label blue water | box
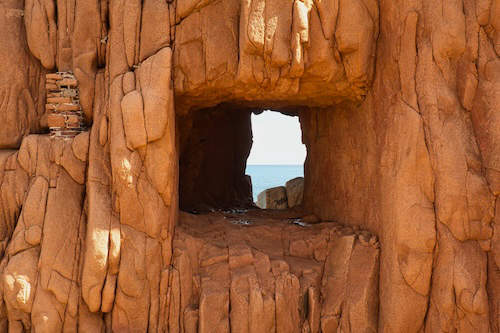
[246,165,304,201]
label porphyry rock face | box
[172,210,379,333]
[0,0,498,332]
[173,0,379,113]
[0,2,45,149]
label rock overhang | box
[173,0,378,114]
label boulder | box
[257,186,288,209]
[285,177,304,208]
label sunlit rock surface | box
[0,0,498,331]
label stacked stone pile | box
[46,72,86,138]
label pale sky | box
[247,111,306,165]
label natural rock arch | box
[0,0,498,332]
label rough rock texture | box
[0,1,45,149]
[173,0,379,113]
[286,177,304,208]
[172,210,379,333]
[0,134,97,331]
[299,0,499,331]
[257,186,289,209]
[0,0,498,331]
[23,0,107,122]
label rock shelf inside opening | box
[171,209,380,332]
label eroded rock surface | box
[0,0,498,331]
[0,2,45,149]
[173,0,379,113]
[172,210,379,333]
[0,134,97,332]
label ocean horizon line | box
[246,164,304,166]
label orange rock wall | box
[0,2,45,148]
[301,0,499,331]
[0,0,498,331]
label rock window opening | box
[246,110,306,210]
[178,105,306,213]
[175,105,380,332]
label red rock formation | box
[0,0,498,331]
